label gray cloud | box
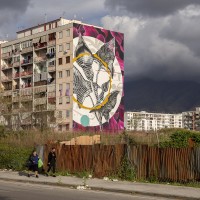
[101,8,200,82]
[0,0,30,11]
[105,0,200,17]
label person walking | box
[27,150,39,178]
[46,147,56,177]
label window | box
[58,111,62,118]
[66,110,70,118]
[49,33,56,41]
[59,44,63,52]
[59,84,62,96]
[66,56,70,64]
[58,71,62,78]
[66,70,70,77]
[59,97,62,104]
[58,58,62,65]
[66,29,70,37]
[66,83,70,96]
[66,124,69,130]
[66,43,70,50]
[59,31,63,39]
[58,125,62,131]
[66,96,70,104]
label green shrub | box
[0,143,32,170]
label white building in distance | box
[125,111,183,131]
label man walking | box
[46,147,56,177]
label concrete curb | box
[0,177,199,200]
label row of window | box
[59,96,70,104]
[58,43,70,52]
[58,110,70,118]
[58,29,70,39]
[58,56,70,65]
[58,70,70,78]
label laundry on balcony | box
[46,52,55,59]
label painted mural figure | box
[73,24,124,132]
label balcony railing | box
[21,47,33,54]
[21,95,32,102]
[21,71,33,77]
[48,40,56,46]
[34,97,46,105]
[13,96,20,102]
[48,104,56,110]
[2,52,12,59]
[3,90,12,96]
[21,58,33,66]
[34,56,47,63]
[13,73,20,78]
[12,62,20,67]
[34,43,47,50]
[1,65,12,70]
[1,76,12,82]
[48,65,56,72]
[20,88,32,96]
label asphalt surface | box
[0,180,175,200]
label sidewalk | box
[0,170,200,199]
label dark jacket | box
[30,154,39,165]
[48,151,56,165]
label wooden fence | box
[44,144,200,182]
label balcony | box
[12,62,20,68]
[46,52,55,59]
[21,47,33,54]
[1,65,12,70]
[21,58,33,66]
[34,56,47,63]
[3,90,12,96]
[48,40,56,46]
[48,65,56,72]
[2,52,12,59]
[34,85,47,94]
[21,71,33,77]
[13,96,20,102]
[48,104,56,110]
[13,73,20,79]
[34,43,47,51]
[1,76,12,82]
[21,95,33,102]
[12,108,20,114]
[34,97,46,105]
[21,88,32,96]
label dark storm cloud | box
[105,0,200,17]
[0,0,30,11]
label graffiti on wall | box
[73,23,124,132]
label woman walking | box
[27,150,39,178]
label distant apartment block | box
[0,18,124,132]
[182,107,200,131]
[125,111,183,131]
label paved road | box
[0,180,175,200]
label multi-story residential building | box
[182,107,200,131]
[125,111,182,131]
[0,18,124,132]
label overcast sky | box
[0,0,200,83]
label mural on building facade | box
[73,23,124,132]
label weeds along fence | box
[44,144,200,182]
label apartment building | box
[182,107,200,131]
[0,18,124,132]
[125,111,183,131]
